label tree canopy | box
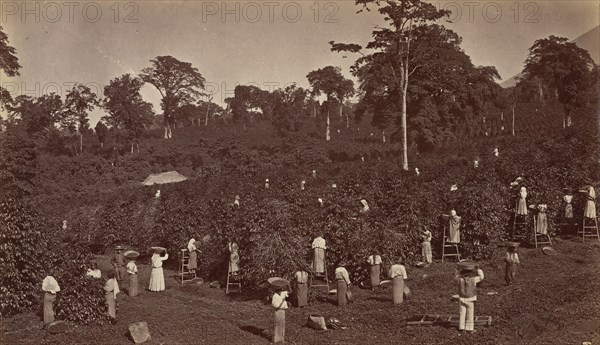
[330,0,452,169]
[0,26,20,111]
[519,35,596,127]
[102,74,154,150]
[140,56,206,138]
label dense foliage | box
[16,104,591,289]
[0,199,107,323]
[0,200,45,316]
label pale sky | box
[1,0,598,125]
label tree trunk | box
[512,104,515,136]
[400,88,408,170]
[131,141,134,154]
[205,104,210,126]
[501,111,504,121]
[346,111,349,128]
[313,103,316,118]
[164,126,173,139]
[326,110,331,141]
[382,129,386,143]
[80,132,83,153]
[339,102,343,119]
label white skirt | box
[149,267,165,291]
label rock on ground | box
[128,321,151,343]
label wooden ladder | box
[512,201,529,241]
[310,250,330,291]
[532,216,552,248]
[225,261,241,294]
[579,217,600,242]
[442,222,461,262]
[406,314,492,326]
[179,249,196,285]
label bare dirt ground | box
[3,238,599,345]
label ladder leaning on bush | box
[511,200,529,241]
[579,217,600,242]
[179,249,196,285]
[532,217,552,248]
[441,218,461,262]
[442,226,460,262]
[310,251,330,291]
[225,261,241,294]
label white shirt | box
[334,267,351,284]
[152,254,169,268]
[367,255,382,265]
[295,271,308,284]
[42,276,61,293]
[86,269,102,278]
[104,278,120,298]
[272,292,288,310]
[422,231,432,242]
[126,261,138,274]
[454,269,484,302]
[388,264,407,279]
[505,252,520,264]
[312,237,326,249]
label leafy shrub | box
[0,199,109,324]
[0,199,45,317]
[53,263,108,325]
[18,102,598,294]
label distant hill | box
[500,25,599,88]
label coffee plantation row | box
[2,101,596,323]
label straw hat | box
[505,242,520,248]
[267,277,289,288]
[124,250,140,259]
[151,246,166,253]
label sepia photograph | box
[0,0,599,344]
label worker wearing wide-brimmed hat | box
[124,250,140,297]
[504,242,520,285]
[454,261,484,332]
[268,277,289,343]
[149,247,168,292]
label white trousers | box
[459,300,475,331]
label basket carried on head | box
[456,261,477,271]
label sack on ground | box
[306,315,327,330]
